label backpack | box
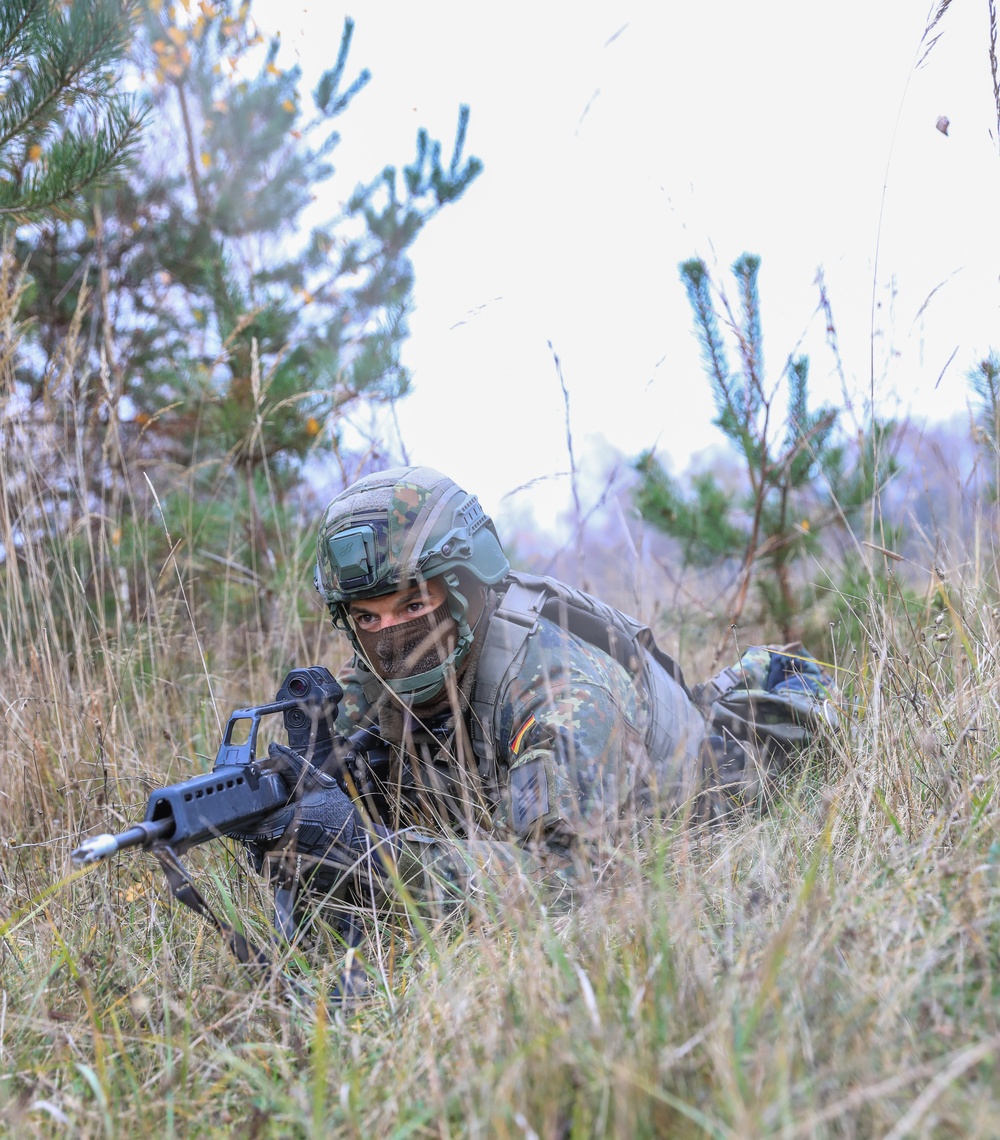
[691,644,840,808]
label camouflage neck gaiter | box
[354,608,457,682]
[375,589,497,758]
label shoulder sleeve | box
[334,658,374,735]
[492,623,654,845]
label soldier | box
[234,465,711,918]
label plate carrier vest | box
[468,572,706,787]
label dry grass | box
[2,269,1000,1138]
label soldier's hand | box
[229,743,397,895]
[261,741,342,795]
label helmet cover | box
[314,466,509,702]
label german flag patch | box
[510,714,537,756]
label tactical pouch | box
[694,646,840,782]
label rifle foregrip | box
[143,766,288,852]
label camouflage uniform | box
[241,466,839,930]
[334,597,703,913]
[285,464,708,916]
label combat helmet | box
[315,466,509,702]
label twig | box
[548,340,587,589]
[990,0,1000,153]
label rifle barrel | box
[71,818,175,866]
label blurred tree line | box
[1,0,481,644]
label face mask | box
[355,608,458,681]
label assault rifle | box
[70,667,357,976]
[71,666,344,866]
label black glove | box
[230,743,394,895]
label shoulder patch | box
[509,759,550,832]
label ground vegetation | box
[1,250,999,1137]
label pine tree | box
[9,1,483,629]
[0,0,143,222]
[635,253,898,640]
[18,2,481,469]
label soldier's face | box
[348,577,455,683]
[347,576,448,632]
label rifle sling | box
[153,844,307,1000]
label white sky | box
[259,1,1000,532]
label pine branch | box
[732,253,764,397]
[680,258,735,424]
[0,101,142,222]
[0,0,142,221]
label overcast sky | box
[258,1,1000,531]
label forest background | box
[3,1,1000,1136]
